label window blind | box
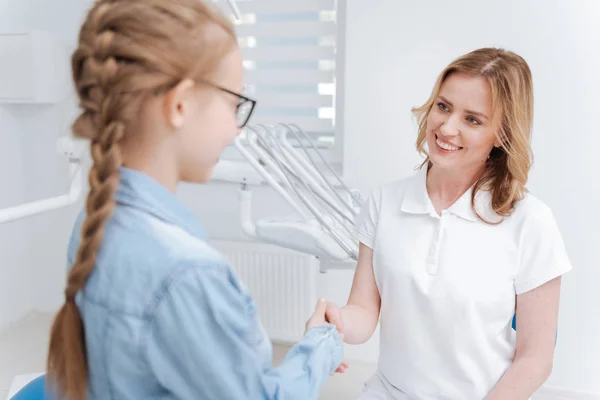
[212,0,339,147]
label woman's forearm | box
[485,355,552,400]
[339,304,378,345]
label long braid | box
[47,1,237,398]
[47,4,125,399]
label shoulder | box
[513,192,552,217]
[73,204,233,313]
[108,205,230,279]
[381,176,413,198]
[509,192,555,227]
[76,203,228,267]
[506,192,565,245]
[363,170,419,206]
[510,194,572,291]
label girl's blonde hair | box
[47,1,236,398]
[412,47,534,223]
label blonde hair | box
[47,1,236,398]
[412,47,534,223]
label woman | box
[330,48,572,399]
[46,1,345,399]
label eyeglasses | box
[155,80,257,129]
[212,85,257,129]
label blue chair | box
[10,375,50,400]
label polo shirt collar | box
[400,164,494,222]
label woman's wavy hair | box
[412,48,534,223]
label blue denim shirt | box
[67,167,343,400]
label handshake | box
[305,298,349,374]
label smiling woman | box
[412,48,534,222]
[428,75,500,158]
[329,47,572,400]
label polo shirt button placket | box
[426,211,447,275]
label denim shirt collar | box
[116,167,207,240]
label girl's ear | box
[162,78,195,129]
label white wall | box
[0,0,91,329]
[0,0,304,329]
[0,105,30,329]
[0,0,598,395]
[342,0,600,395]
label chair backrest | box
[10,375,49,400]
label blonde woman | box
[328,48,572,399]
[46,1,345,399]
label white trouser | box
[358,371,412,400]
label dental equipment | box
[212,123,364,270]
[0,137,84,224]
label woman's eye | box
[437,102,449,112]
[467,117,482,125]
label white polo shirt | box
[355,165,572,400]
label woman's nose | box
[439,115,460,137]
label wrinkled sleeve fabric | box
[144,260,343,400]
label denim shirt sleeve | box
[143,259,343,400]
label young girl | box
[329,48,572,399]
[47,1,344,399]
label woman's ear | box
[163,79,195,129]
[494,130,506,148]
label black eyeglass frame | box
[155,79,257,129]
[213,84,257,129]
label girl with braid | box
[46,1,345,399]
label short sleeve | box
[515,208,572,295]
[354,188,382,249]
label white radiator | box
[211,240,320,343]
